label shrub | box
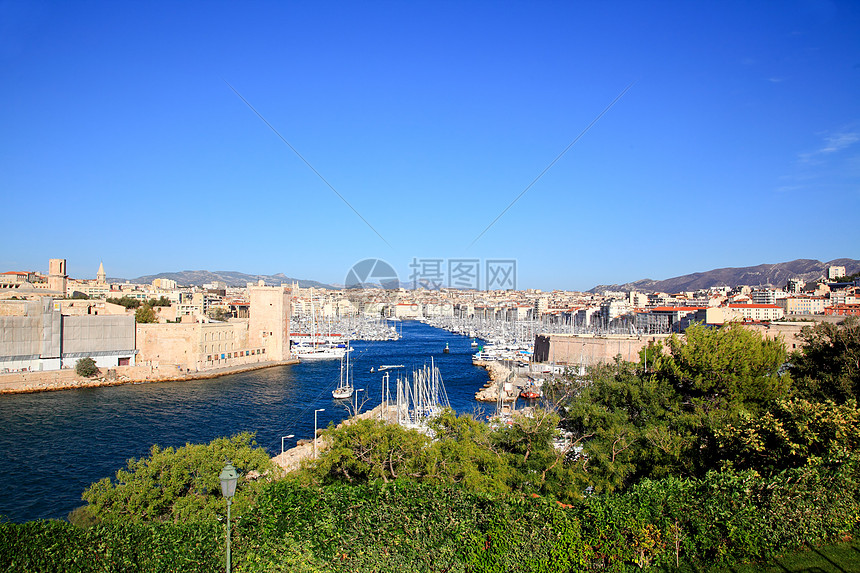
[74,357,99,378]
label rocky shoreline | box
[473,360,521,402]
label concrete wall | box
[61,314,136,368]
[0,299,61,371]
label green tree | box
[556,359,689,494]
[80,433,274,524]
[658,323,791,417]
[306,418,430,485]
[790,317,860,403]
[75,357,100,378]
[135,304,158,323]
[107,296,142,309]
[490,408,581,499]
[423,409,514,494]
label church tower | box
[97,261,106,285]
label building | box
[778,295,827,315]
[828,266,846,281]
[751,289,777,306]
[135,285,292,370]
[825,304,860,317]
[0,298,136,372]
[48,258,67,294]
[727,304,785,322]
[248,285,291,361]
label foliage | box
[423,409,514,494]
[256,479,590,573]
[81,433,276,524]
[69,291,89,299]
[791,317,860,403]
[560,358,691,494]
[715,398,860,474]
[74,357,100,378]
[107,296,142,309]
[547,323,795,491]
[306,418,430,485]
[0,520,223,572]
[134,304,158,323]
[302,409,573,499]
[658,323,790,417]
[8,458,860,571]
[149,296,172,307]
[490,408,581,499]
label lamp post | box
[281,434,295,455]
[354,388,365,416]
[314,408,325,459]
[219,462,239,573]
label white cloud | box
[798,130,860,163]
[819,132,860,154]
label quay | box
[0,358,299,395]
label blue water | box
[0,322,489,523]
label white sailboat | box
[332,341,354,399]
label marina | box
[0,321,492,523]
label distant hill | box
[110,270,336,289]
[589,258,860,294]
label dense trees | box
[107,296,143,309]
[77,433,274,525]
[548,323,794,493]
[299,409,575,499]
[791,317,860,403]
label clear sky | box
[2,0,858,290]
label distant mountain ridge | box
[110,270,335,289]
[589,258,860,294]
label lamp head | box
[219,462,240,499]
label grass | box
[677,538,860,572]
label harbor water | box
[0,322,490,523]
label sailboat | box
[332,341,354,399]
[297,301,348,360]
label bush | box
[74,357,99,378]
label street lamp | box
[314,408,325,459]
[281,434,295,455]
[354,388,365,416]
[219,462,240,573]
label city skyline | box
[2,1,859,290]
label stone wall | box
[533,334,671,365]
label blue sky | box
[2,0,858,290]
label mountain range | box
[109,270,335,289]
[109,258,859,293]
[588,258,860,294]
